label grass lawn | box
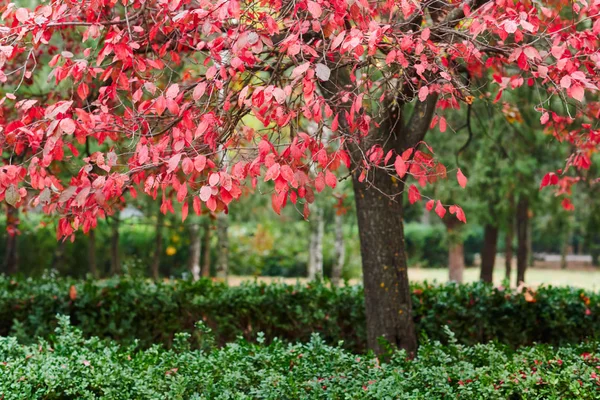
[228,264,600,290]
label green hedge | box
[1,276,599,352]
[1,317,600,399]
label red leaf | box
[408,185,421,204]
[569,85,585,102]
[325,170,337,188]
[439,117,447,132]
[199,186,212,202]
[425,199,434,211]
[394,155,407,178]
[456,169,467,188]
[449,204,466,223]
[167,153,181,173]
[181,202,189,222]
[418,86,429,102]
[59,118,76,134]
[315,172,326,192]
[562,198,575,211]
[265,163,281,182]
[15,8,28,23]
[77,83,89,101]
[69,285,77,301]
[540,172,559,189]
[307,1,322,18]
[194,155,207,172]
[331,114,339,132]
[435,200,446,219]
[193,197,202,215]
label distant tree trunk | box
[527,216,534,267]
[3,207,19,275]
[560,230,570,270]
[505,194,515,282]
[480,224,499,283]
[505,228,513,281]
[331,212,345,286]
[151,211,164,281]
[216,213,229,281]
[448,241,464,282]
[201,218,211,278]
[516,197,529,285]
[88,229,98,278]
[308,207,324,280]
[188,223,201,281]
[110,217,121,275]
[445,218,464,283]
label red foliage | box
[0,0,599,237]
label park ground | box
[229,264,600,290]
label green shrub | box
[1,276,599,353]
[1,317,600,399]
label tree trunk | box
[352,173,417,355]
[505,194,515,282]
[444,217,464,283]
[448,240,464,283]
[201,218,211,278]
[188,223,201,281]
[331,212,345,286]
[505,227,513,281]
[516,197,529,285]
[308,206,324,280]
[3,207,19,275]
[216,213,229,281]
[560,230,570,270]
[110,217,121,275]
[480,224,499,283]
[151,211,164,281]
[88,229,98,278]
[527,217,534,268]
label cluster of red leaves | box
[0,0,598,237]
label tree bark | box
[216,213,229,281]
[3,207,19,275]
[561,237,568,270]
[201,218,211,278]
[480,224,499,283]
[505,228,513,281]
[188,223,201,281]
[308,206,324,280]
[527,217,534,268]
[88,229,98,278]
[331,212,345,286]
[110,217,121,275]
[444,217,464,283]
[516,196,529,285]
[448,241,464,283]
[352,173,417,355]
[151,210,164,281]
[505,193,515,282]
[560,226,570,270]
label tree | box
[2,0,600,354]
[188,219,202,280]
[331,194,348,286]
[307,204,324,280]
[215,213,229,281]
